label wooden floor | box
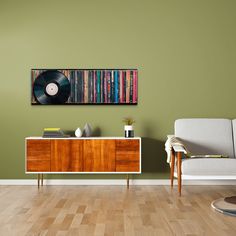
[0,185,236,235]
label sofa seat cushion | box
[181,158,236,176]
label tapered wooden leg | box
[170,149,175,188]
[177,152,182,196]
[37,174,40,188]
[41,174,43,186]
[127,174,129,189]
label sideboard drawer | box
[116,140,139,151]
[27,140,51,160]
[116,151,139,162]
[116,161,140,172]
[27,160,50,172]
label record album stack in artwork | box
[31,69,138,105]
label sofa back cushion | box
[175,119,235,158]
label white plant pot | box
[124,125,133,131]
[124,125,134,138]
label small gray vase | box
[83,123,92,137]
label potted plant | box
[123,117,135,138]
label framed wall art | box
[31,69,138,105]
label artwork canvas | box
[31,69,138,105]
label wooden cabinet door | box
[83,140,116,172]
[26,140,51,172]
[115,140,140,172]
[51,140,83,172]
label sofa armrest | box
[172,145,187,154]
[166,135,188,154]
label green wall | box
[0,0,236,179]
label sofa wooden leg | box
[177,152,182,196]
[170,149,175,188]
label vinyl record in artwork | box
[33,70,70,104]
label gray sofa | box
[170,119,236,195]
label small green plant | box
[123,117,135,125]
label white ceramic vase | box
[75,127,82,137]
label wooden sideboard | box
[25,137,141,187]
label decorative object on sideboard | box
[43,128,66,138]
[75,127,82,137]
[83,123,92,137]
[123,118,135,138]
[31,69,138,105]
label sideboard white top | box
[26,137,141,140]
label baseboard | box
[0,179,236,185]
